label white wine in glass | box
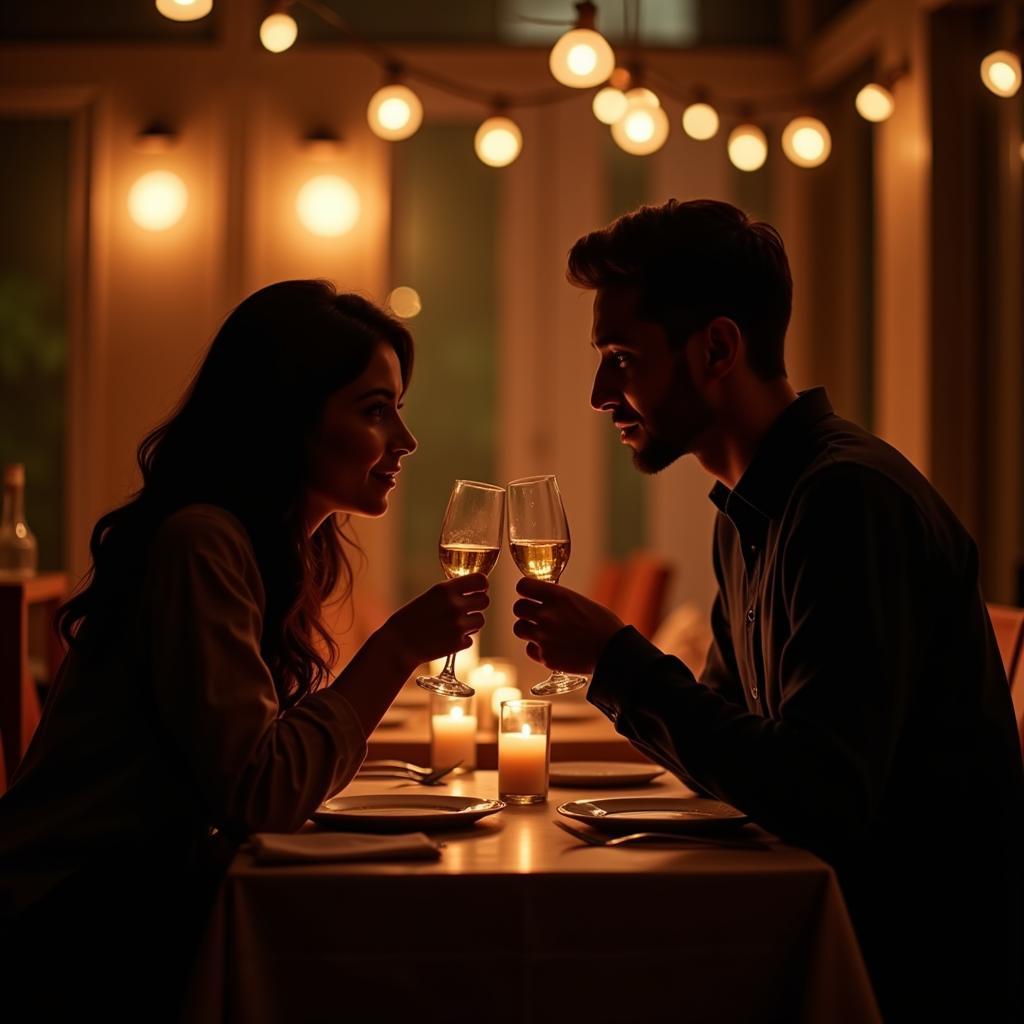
[416,480,505,698]
[507,475,588,696]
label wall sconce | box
[129,123,187,231]
[296,173,360,237]
[129,171,188,231]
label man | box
[512,199,1023,1020]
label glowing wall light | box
[128,170,188,231]
[296,175,361,237]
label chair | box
[615,552,674,639]
[588,559,625,610]
[988,603,1024,683]
[0,573,68,781]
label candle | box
[491,686,523,718]
[469,660,518,732]
[498,701,551,804]
[430,701,477,771]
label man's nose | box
[590,366,618,412]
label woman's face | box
[305,343,417,528]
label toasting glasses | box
[415,479,506,698]
[507,475,588,696]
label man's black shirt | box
[589,388,1024,1020]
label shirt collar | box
[709,387,834,540]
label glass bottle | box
[0,463,39,579]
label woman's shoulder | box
[154,503,255,566]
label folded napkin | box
[247,831,442,865]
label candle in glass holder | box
[491,686,523,718]
[498,700,551,804]
[430,695,477,772]
[469,660,518,732]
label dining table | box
[186,768,881,1023]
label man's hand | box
[512,578,625,675]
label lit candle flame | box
[451,706,464,720]
[521,724,532,737]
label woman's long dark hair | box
[58,280,413,708]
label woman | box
[0,280,488,1014]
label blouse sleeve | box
[143,507,366,836]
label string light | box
[611,89,668,155]
[855,83,895,122]
[727,124,767,172]
[592,87,628,125]
[260,12,298,53]
[367,84,423,141]
[388,286,422,319]
[980,49,1022,97]
[474,116,523,167]
[296,175,361,236]
[548,3,615,88]
[155,0,212,21]
[781,116,831,168]
[128,171,188,231]
[682,102,719,141]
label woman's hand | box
[512,578,624,675]
[379,573,490,672]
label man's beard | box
[630,360,712,475]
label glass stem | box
[440,652,458,680]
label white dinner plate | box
[313,794,505,832]
[548,762,665,787]
[557,796,748,834]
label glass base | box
[416,673,475,698]
[500,792,547,805]
[531,672,588,696]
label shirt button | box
[746,608,756,624]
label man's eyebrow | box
[356,387,397,401]
[591,334,636,350]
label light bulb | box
[549,28,615,88]
[388,286,422,319]
[682,102,719,140]
[624,87,660,108]
[592,87,628,125]
[155,0,213,21]
[727,124,767,172]
[367,84,423,141]
[259,13,297,53]
[782,116,831,168]
[128,170,188,231]
[611,94,669,155]
[981,50,1021,97]
[474,116,522,168]
[296,175,360,237]
[855,83,895,122]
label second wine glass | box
[416,479,505,698]
[507,475,588,696]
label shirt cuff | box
[588,626,667,723]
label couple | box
[1,199,1021,1021]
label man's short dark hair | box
[567,199,792,380]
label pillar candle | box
[430,705,477,770]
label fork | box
[357,761,463,786]
[553,819,771,851]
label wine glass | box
[416,479,506,698]
[507,475,588,696]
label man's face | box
[589,284,714,474]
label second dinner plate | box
[557,796,748,834]
[548,762,665,787]
[313,793,505,832]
